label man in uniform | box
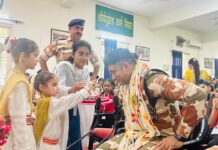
[39,19,99,80]
[97,48,206,150]
[39,19,100,150]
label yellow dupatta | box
[0,69,32,118]
[33,95,50,145]
[119,60,160,150]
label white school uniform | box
[54,61,95,149]
[2,83,36,150]
[37,89,90,150]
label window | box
[0,24,11,86]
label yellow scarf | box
[119,60,160,149]
[0,69,32,118]
[33,95,50,145]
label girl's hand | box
[68,81,86,93]
[85,80,96,92]
[44,44,58,57]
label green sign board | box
[96,4,134,37]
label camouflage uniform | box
[41,39,99,67]
[97,61,207,150]
[40,39,73,63]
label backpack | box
[143,69,169,121]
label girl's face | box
[40,77,59,97]
[23,50,39,70]
[72,46,90,69]
[103,81,113,94]
[188,64,193,69]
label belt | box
[5,115,33,125]
[43,137,59,145]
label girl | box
[184,58,210,84]
[33,72,94,150]
[99,79,115,113]
[0,38,39,150]
[54,40,94,149]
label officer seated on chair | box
[96,48,207,150]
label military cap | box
[68,19,85,27]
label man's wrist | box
[174,134,186,142]
[40,54,50,61]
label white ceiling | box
[92,0,218,42]
[176,11,218,34]
[94,0,201,17]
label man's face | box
[108,62,133,85]
[69,25,84,41]
[199,84,211,93]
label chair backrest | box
[181,117,208,149]
[115,120,125,134]
[96,113,115,128]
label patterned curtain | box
[172,50,182,79]
[104,39,117,79]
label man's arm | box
[146,72,207,138]
[39,44,58,72]
[89,50,100,80]
[208,98,218,127]
[39,56,49,72]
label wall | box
[201,41,218,77]
[1,0,215,77]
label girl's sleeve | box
[48,89,90,119]
[54,62,71,92]
[8,82,32,150]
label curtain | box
[104,39,117,79]
[172,50,182,79]
[215,59,218,77]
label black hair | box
[132,52,138,59]
[104,48,136,66]
[101,79,115,95]
[37,69,42,74]
[198,79,210,86]
[199,79,214,91]
[188,58,200,84]
[24,72,30,77]
[11,38,38,63]
[34,72,56,92]
[67,40,92,63]
[4,37,10,45]
[89,72,93,77]
[98,78,104,82]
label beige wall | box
[2,0,217,77]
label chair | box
[178,117,208,150]
[88,112,125,150]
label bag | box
[143,69,168,121]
